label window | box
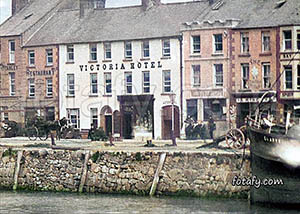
[3,112,8,121]
[67,45,74,62]
[162,39,170,57]
[125,72,132,94]
[285,65,292,89]
[262,31,271,52]
[283,30,292,50]
[162,70,171,93]
[241,64,249,89]
[28,79,35,97]
[203,99,226,121]
[46,78,53,97]
[46,49,53,65]
[90,43,97,61]
[104,42,111,59]
[67,109,80,129]
[28,50,35,66]
[192,36,201,54]
[9,73,15,96]
[213,34,223,53]
[187,99,198,122]
[142,41,150,58]
[104,73,112,94]
[297,32,300,50]
[297,65,300,90]
[262,63,271,89]
[192,65,201,87]
[45,107,55,121]
[90,73,98,95]
[90,108,98,128]
[241,32,249,53]
[214,64,223,87]
[143,71,150,93]
[9,40,15,63]
[67,74,75,96]
[124,41,132,58]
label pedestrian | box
[208,116,216,139]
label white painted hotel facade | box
[59,38,182,139]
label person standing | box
[208,116,216,139]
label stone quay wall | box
[0,148,250,198]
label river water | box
[0,191,299,214]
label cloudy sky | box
[0,0,12,24]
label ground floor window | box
[45,107,55,121]
[67,109,80,129]
[186,99,198,122]
[90,108,98,128]
[203,99,226,121]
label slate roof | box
[0,0,62,36]
[24,1,210,46]
[195,0,300,29]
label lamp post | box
[169,91,177,146]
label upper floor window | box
[46,49,53,66]
[8,40,15,63]
[67,74,75,96]
[162,39,170,57]
[9,73,15,96]
[124,41,132,59]
[214,64,223,87]
[90,73,98,95]
[125,72,132,94]
[241,63,249,89]
[28,78,35,97]
[285,65,293,89]
[213,34,223,53]
[67,45,74,62]
[283,30,292,50]
[142,41,150,58]
[104,42,112,59]
[46,78,53,97]
[241,32,249,53]
[262,31,271,52]
[297,65,300,90]
[262,63,271,89]
[104,73,112,94]
[90,43,97,61]
[143,71,150,93]
[28,50,35,67]
[192,36,201,54]
[162,70,171,93]
[192,65,201,87]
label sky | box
[0,0,11,24]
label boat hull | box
[248,127,300,205]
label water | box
[0,191,299,214]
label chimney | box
[12,0,29,16]
[142,0,160,11]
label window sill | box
[66,95,75,98]
[45,64,53,67]
[140,58,150,61]
[259,52,272,57]
[66,61,74,64]
[189,54,201,58]
[161,92,173,96]
[89,94,98,97]
[27,96,35,99]
[45,96,54,99]
[211,53,224,57]
[123,58,133,62]
[102,59,112,63]
[238,53,251,57]
[161,56,171,60]
[88,60,98,63]
[103,94,112,97]
[27,66,36,69]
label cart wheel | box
[38,129,48,141]
[27,127,38,141]
[225,128,245,149]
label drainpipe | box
[179,35,183,130]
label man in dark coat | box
[208,116,216,139]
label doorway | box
[161,105,180,140]
[105,115,112,136]
[123,113,132,139]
